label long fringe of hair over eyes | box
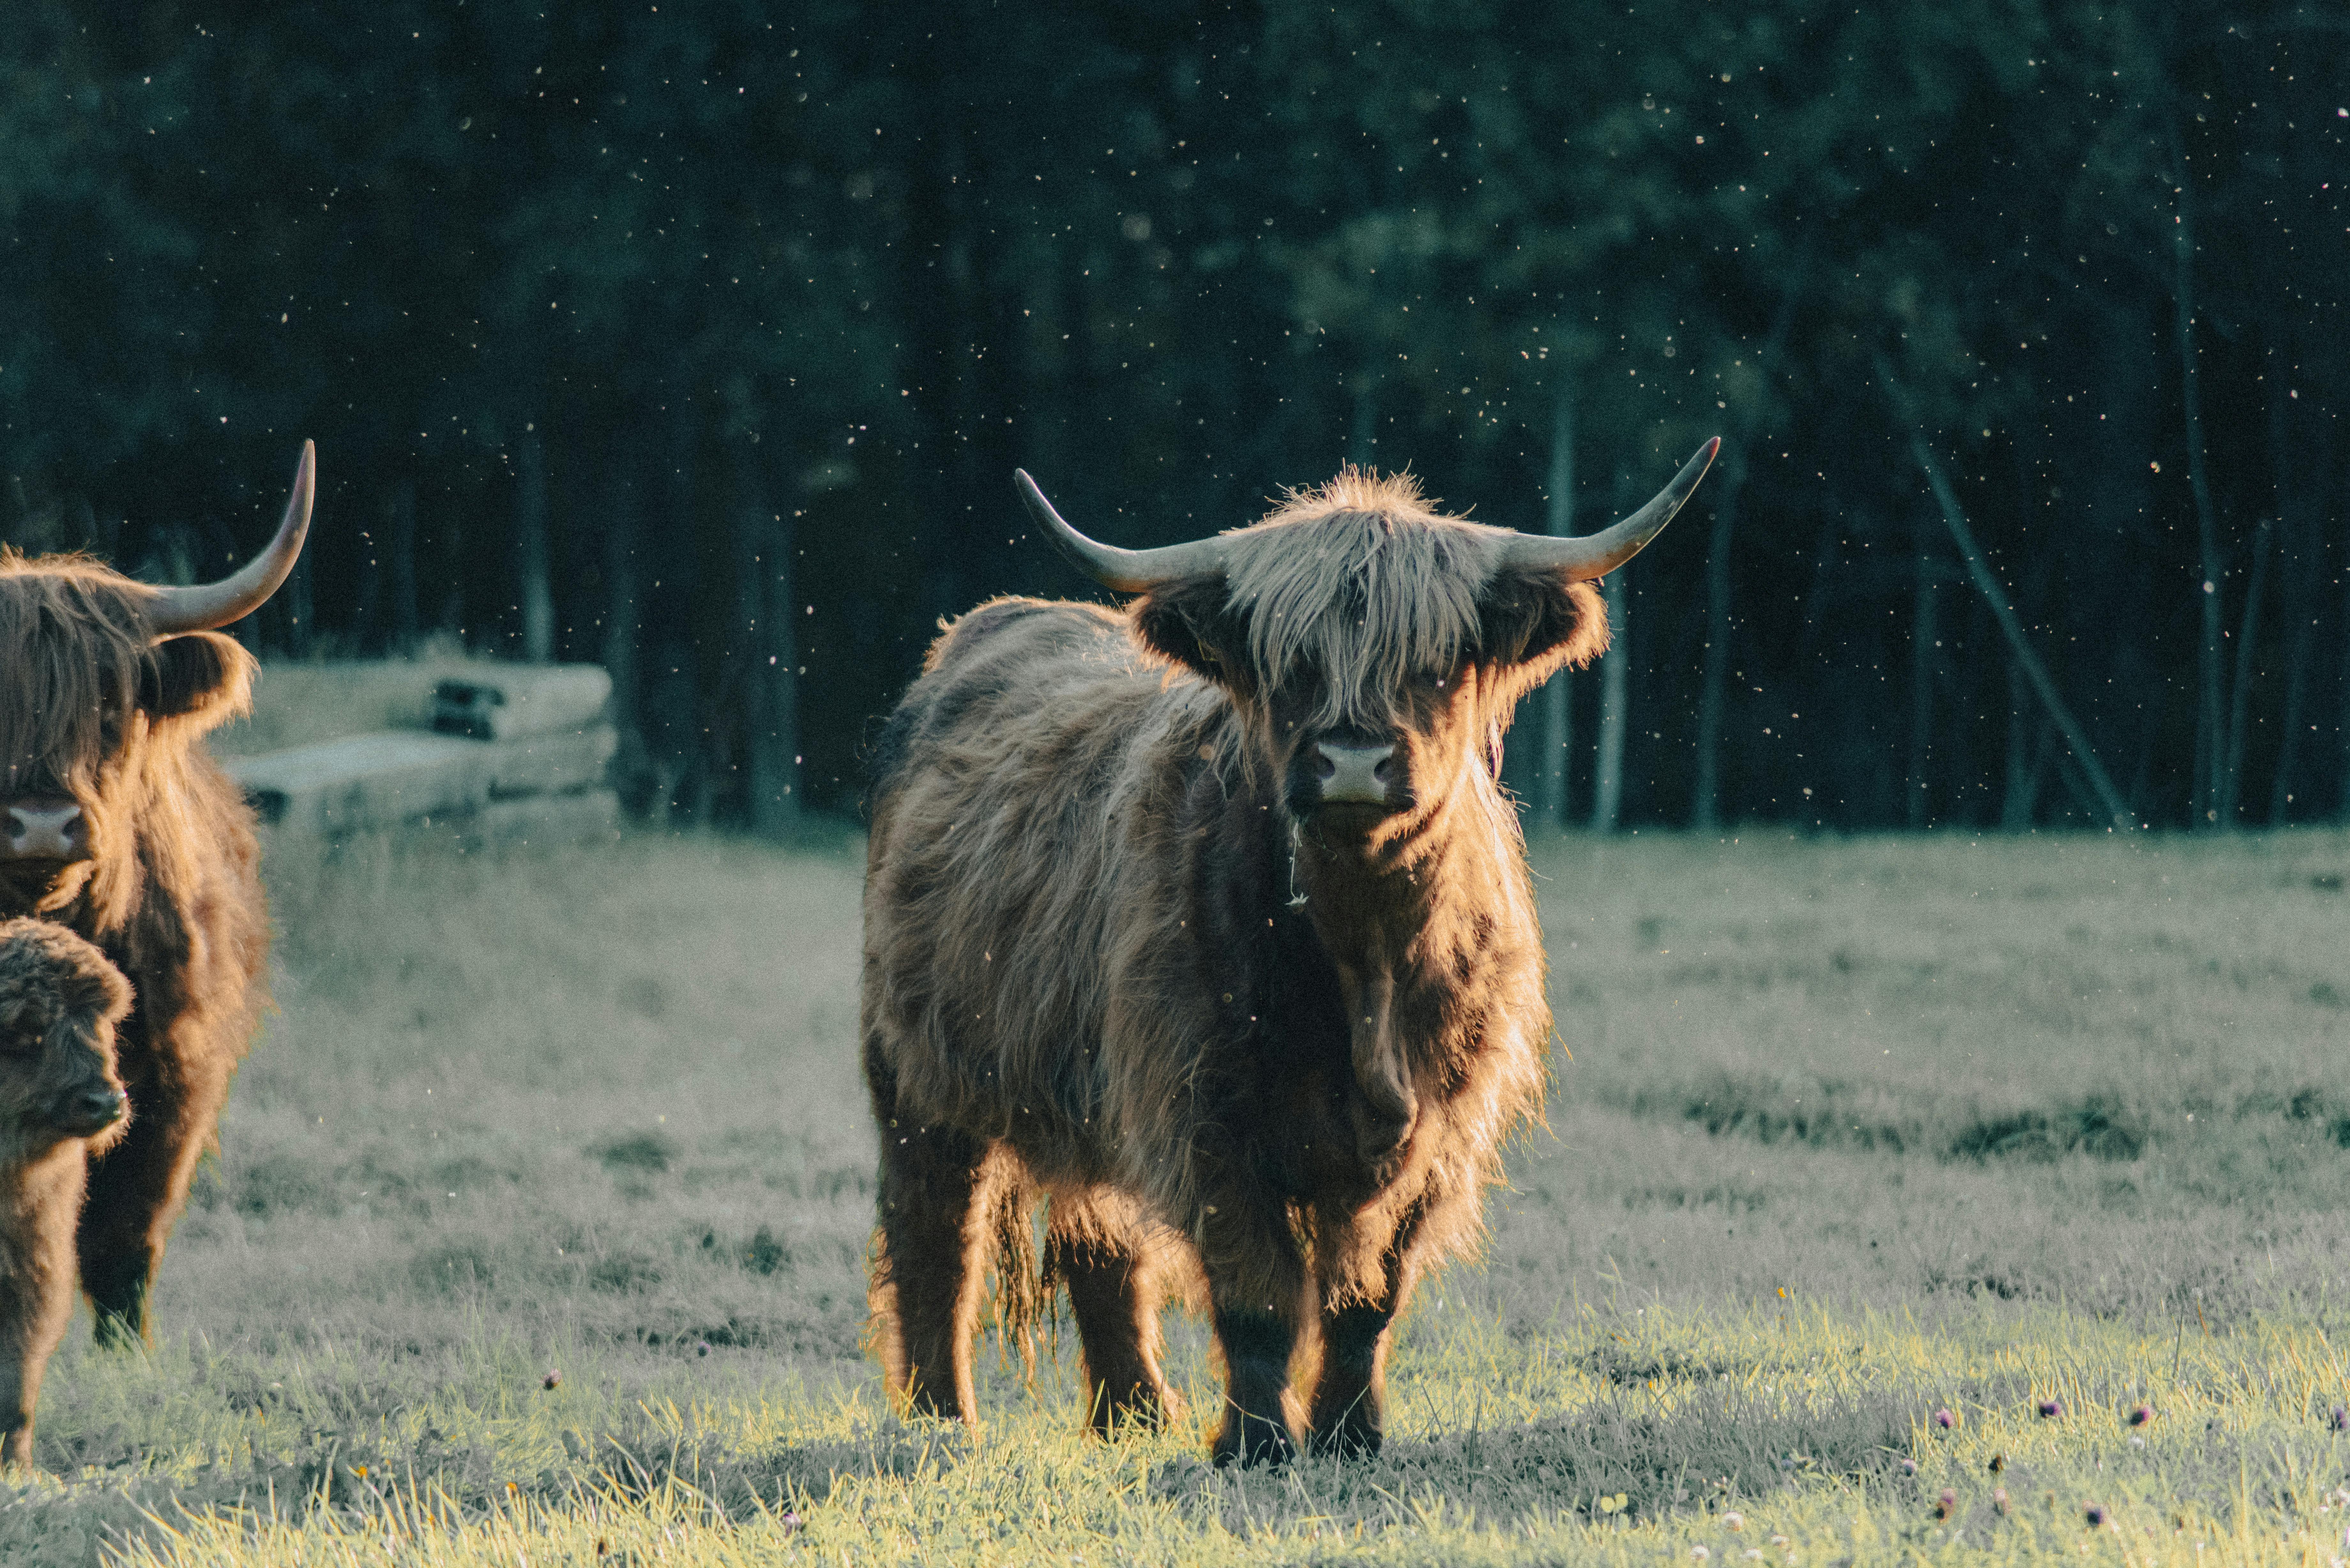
[1217,470,1510,730]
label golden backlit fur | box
[861,472,1616,1465]
[0,549,270,1368]
[0,918,134,1468]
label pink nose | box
[3,800,87,861]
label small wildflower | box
[779,1511,804,1532]
[2038,1398,2065,1419]
[696,1340,712,1357]
[2331,1406,2349,1432]
[1769,1535,1790,1549]
[1936,1490,1958,1521]
[2128,1403,2154,1426]
[1725,1512,1744,1531]
[1993,1488,2010,1515]
[1900,1458,1918,1476]
[1933,1408,1956,1430]
[1692,1548,1711,1562]
[1743,1552,1764,1562]
[1988,1453,2005,1474]
[2129,1435,2147,1447]
[542,1369,561,1390]
[2084,1504,2107,1527]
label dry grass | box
[1,823,2345,1564]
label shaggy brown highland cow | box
[0,918,133,1467]
[862,438,1717,1465]
[0,442,314,1353]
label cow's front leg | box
[78,1053,233,1347]
[1197,1196,1308,1467]
[1306,1189,1439,1458]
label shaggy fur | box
[0,550,270,1355]
[0,919,133,1468]
[862,471,1612,1465]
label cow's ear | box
[139,632,257,731]
[1479,569,1609,691]
[1132,575,1251,693]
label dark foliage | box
[0,1,2340,829]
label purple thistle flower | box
[2128,1403,2153,1427]
[2329,1405,2348,1432]
[1936,1490,1957,1520]
[696,1340,712,1357]
[2037,1398,2065,1419]
[1933,1407,1957,1430]
[2084,1503,2106,1527]
[542,1368,561,1390]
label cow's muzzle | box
[51,1085,127,1137]
[1,799,89,863]
[1305,742,1406,818]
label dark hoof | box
[1307,1418,1383,1459]
[92,1310,146,1353]
[1212,1409,1297,1468]
[1089,1386,1181,1438]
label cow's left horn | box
[1015,469,1229,593]
[146,440,316,636]
[1499,437,1720,581]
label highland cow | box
[0,442,314,1353]
[0,918,133,1467]
[861,438,1718,1465]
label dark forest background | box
[1,0,2342,832]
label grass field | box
[4,823,2348,1564]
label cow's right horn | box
[1498,437,1719,581]
[1015,469,1229,593]
[147,441,316,635]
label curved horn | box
[1499,436,1720,580]
[146,440,316,636]
[1014,469,1229,593]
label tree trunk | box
[1591,484,1630,834]
[2217,519,2270,829]
[1690,258,1803,830]
[1999,660,2045,831]
[1348,372,1381,470]
[284,549,314,660]
[602,429,649,809]
[387,477,419,655]
[1882,361,2136,833]
[732,417,799,836]
[516,421,554,663]
[2171,167,2226,828]
[1534,385,1575,830]
[1906,537,1938,829]
[2266,366,2328,824]
[1691,447,1740,833]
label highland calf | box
[0,442,315,1357]
[861,439,1717,1465]
[0,918,133,1467]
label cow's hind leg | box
[871,1118,1019,1423]
[1045,1191,1187,1436]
